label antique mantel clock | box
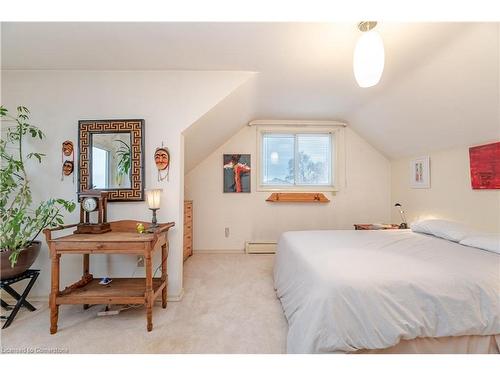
[74,190,111,234]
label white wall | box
[185,126,391,251]
[391,145,500,232]
[1,70,251,298]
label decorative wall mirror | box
[78,119,145,201]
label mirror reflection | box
[91,133,132,189]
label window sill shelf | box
[265,192,330,203]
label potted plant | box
[0,106,76,279]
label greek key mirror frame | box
[78,119,145,202]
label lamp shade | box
[353,30,385,88]
[146,189,162,209]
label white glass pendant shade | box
[353,30,385,88]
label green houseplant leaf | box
[114,139,131,185]
[0,105,76,267]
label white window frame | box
[256,125,344,192]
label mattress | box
[273,229,500,353]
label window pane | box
[296,134,331,185]
[262,134,294,185]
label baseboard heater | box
[245,241,277,254]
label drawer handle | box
[96,244,104,249]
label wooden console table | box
[43,220,175,334]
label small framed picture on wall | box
[223,154,251,193]
[410,156,430,188]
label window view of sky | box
[262,133,332,185]
[262,134,294,184]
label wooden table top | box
[52,231,157,243]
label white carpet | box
[0,254,288,353]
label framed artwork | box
[410,156,430,188]
[78,119,145,201]
[469,141,500,189]
[223,154,251,193]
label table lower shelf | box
[56,277,165,305]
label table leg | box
[145,252,153,332]
[161,243,167,309]
[50,254,60,334]
[83,254,90,310]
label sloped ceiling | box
[183,75,258,171]
[349,23,500,158]
[2,22,499,169]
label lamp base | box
[147,208,159,233]
[399,223,408,229]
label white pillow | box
[460,234,500,254]
[410,219,472,242]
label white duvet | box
[273,230,500,353]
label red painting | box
[469,142,500,189]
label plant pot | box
[1,241,41,280]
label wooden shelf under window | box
[265,192,330,203]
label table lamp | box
[146,189,162,232]
[394,203,408,229]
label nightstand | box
[354,224,402,230]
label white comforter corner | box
[273,230,500,353]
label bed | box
[273,229,500,353]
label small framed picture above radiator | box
[410,156,430,189]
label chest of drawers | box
[183,201,193,261]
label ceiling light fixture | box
[353,21,385,88]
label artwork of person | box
[62,160,74,176]
[62,140,74,157]
[154,146,170,181]
[223,154,251,193]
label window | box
[258,129,337,191]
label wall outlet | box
[224,227,230,238]
[137,256,144,267]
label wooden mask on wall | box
[61,140,74,182]
[62,140,74,156]
[154,146,170,181]
[63,160,74,176]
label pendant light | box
[353,21,385,88]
